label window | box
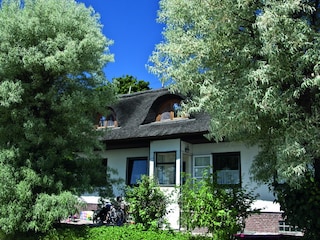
[156,98,188,122]
[279,221,301,233]
[106,114,116,127]
[127,158,148,186]
[96,108,118,128]
[193,155,212,181]
[193,153,241,186]
[213,152,241,185]
[155,152,176,185]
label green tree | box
[149,0,320,238]
[0,0,115,233]
[113,75,150,94]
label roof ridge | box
[119,88,168,98]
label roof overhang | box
[104,132,211,150]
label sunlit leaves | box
[151,2,320,235]
[0,80,23,107]
[179,172,257,239]
[151,0,320,187]
[125,175,170,230]
[31,192,80,232]
[0,0,115,233]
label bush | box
[1,225,211,240]
[125,175,171,229]
[88,225,191,240]
[275,175,320,240]
[0,225,88,240]
[179,172,257,240]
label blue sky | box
[78,0,164,89]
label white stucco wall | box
[102,147,149,196]
[193,141,274,201]
[103,139,274,229]
[149,139,182,229]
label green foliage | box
[275,175,320,240]
[112,75,151,94]
[149,0,320,236]
[0,80,23,107]
[125,175,170,230]
[0,0,115,233]
[87,225,194,240]
[180,172,257,240]
[0,225,88,240]
[1,225,211,240]
[31,192,83,232]
[150,0,320,185]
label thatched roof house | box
[95,88,297,237]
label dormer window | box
[106,113,117,127]
[96,108,118,128]
[156,98,188,122]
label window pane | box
[157,152,175,163]
[127,158,147,185]
[161,112,171,120]
[217,170,239,184]
[214,155,239,170]
[193,155,212,180]
[107,120,114,126]
[156,165,175,184]
[194,156,211,166]
[194,167,210,178]
[156,152,176,185]
[213,152,240,185]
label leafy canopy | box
[112,75,150,94]
[0,0,114,233]
[150,0,320,189]
[149,0,320,237]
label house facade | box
[97,88,302,237]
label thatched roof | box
[102,88,211,145]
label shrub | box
[179,172,257,240]
[0,225,88,240]
[275,175,320,240]
[87,225,206,240]
[1,225,212,240]
[125,175,170,230]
